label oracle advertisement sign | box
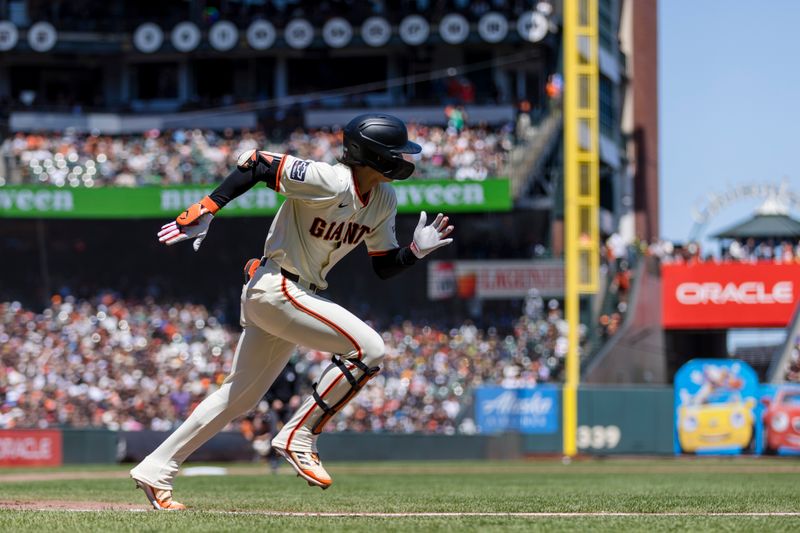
[428,260,564,300]
[0,430,63,466]
[662,263,800,328]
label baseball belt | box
[243,257,320,293]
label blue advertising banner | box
[760,384,800,456]
[474,386,560,434]
[674,359,761,455]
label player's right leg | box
[129,325,295,509]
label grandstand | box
[1,124,515,186]
[0,1,672,457]
[0,293,579,433]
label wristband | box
[200,195,220,215]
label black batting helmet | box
[341,113,421,180]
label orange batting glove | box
[157,196,220,251]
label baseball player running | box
[129,114,455,510]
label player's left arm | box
[368,191,455,280]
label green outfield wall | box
[0,179,512,219]
[61,429,119,464]
[517,387,674,455]
[0,387,674,466]
[317,433,525,461]
[576,387,674,454]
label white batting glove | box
[157,196,219,252]
[410,211,455,259]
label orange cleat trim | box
[274,448,332,489]
[134,479,187,511]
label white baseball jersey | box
[263,154,399,290]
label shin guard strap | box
[348,357,373,374]
[331,355,358,387]
[310,361,380,435]
[311,383,334,415]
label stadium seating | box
[0,294,582,433]
[0,123,515,187]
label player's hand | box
[410,211,454,259]
[157,196,220,252]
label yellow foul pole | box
[562,0,599,457]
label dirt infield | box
[0,471,132,483]
[0,500,144,512]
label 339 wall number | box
[577,425,621,449]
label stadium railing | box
[582,255,667,384]
[508,110,562,199]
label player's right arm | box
[247,151,343,203]
[157,150,273,251]
[158,150,341,251]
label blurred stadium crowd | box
[0,292,579,433]
[0,123,514,186]
[649,238,800,264]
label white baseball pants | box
[130,260,385,489]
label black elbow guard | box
[236,150,284,191]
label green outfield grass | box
[0,458,799,531]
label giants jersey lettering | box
[262,153,398,290]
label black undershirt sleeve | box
[208,152,282,209]
[208,167,263,209]
[372,246,418,280]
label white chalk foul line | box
[220,512,800,518]
[16,510,800,517]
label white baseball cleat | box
[133,478,187,510]
[273,447,333,489]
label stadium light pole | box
[562,0,600,457]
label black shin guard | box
[310,355,380,434]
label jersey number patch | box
[289,160,310,182]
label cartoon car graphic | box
[763,387,800,454]
[678,390,755,453]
